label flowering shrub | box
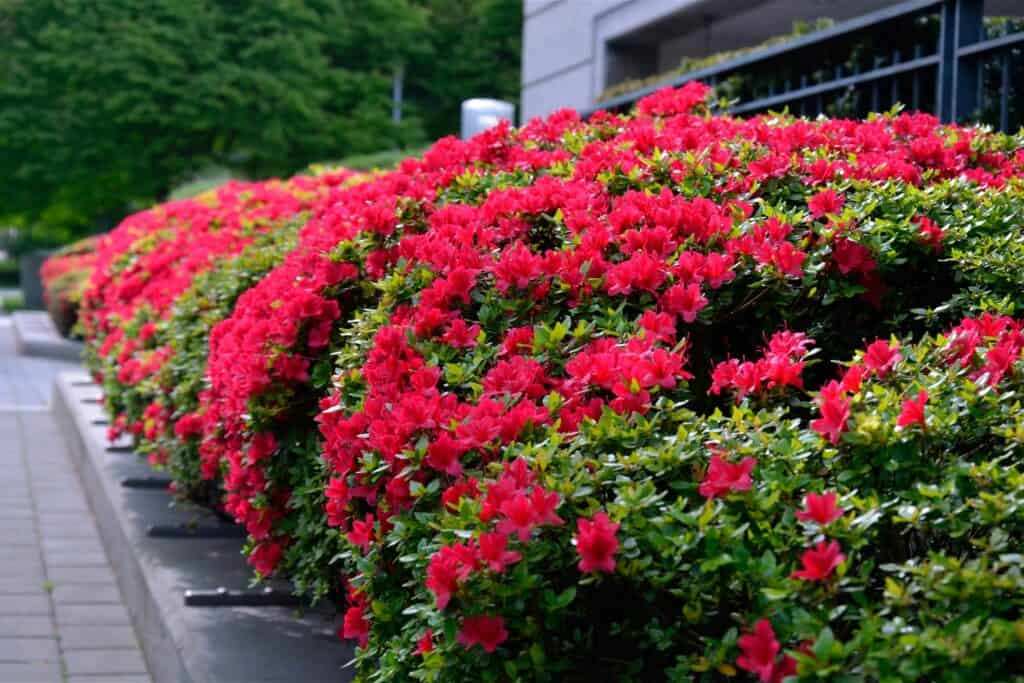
[80,82,1024,680]
[79,171,357,459]
[147,222,303,500]
[40,235,99,337]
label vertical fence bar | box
[912,44,922,111]
[952,0,984,121]
[891,50,901,106]
[938,0,984,122]
[938,0,956,120]
[1000,52,1011,132]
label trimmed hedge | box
[80,83,1024,681]
[40,236,99,337]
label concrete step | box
[12,311,83,362]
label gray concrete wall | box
[522,0,705,122]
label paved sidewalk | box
[0,318,80,408]
[0,320,153,682]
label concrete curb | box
[12,311,83,362]
[53,371,353,683]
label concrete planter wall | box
[19,248,53,310]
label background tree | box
[410,0,523,141]
[0,0,521,248]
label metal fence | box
[586,0,1024,131]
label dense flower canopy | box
[68,82,1024,681]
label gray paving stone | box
[46,567,115,584]
[0,594,51,615]
[0,636,60,662]
[0,548,46,564]
[64,649,148,676]
[52,583,121,605]
[58,626,141,651]
[0,561,45,577]
[0,661,62,681]
[0,616,55,637]
[36,508,92,520]
[0,508,35,520]
[55,603,131,626]
[41,539,104,554]
[2,530,40,547]
[68,677,152,683]
[32,488,86,502]
[38,524,98,539]
[0,578,48,594]
[43,552,110,568]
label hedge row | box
[71,83,1024,681]
[40,236,99,337]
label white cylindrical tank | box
[460,99,515,139]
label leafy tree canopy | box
[0,0,521,243]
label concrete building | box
[520,0,1023,123]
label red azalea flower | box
[769,241,808,278]
[770,654,799,683]
[441,478,479,512]
[457,615,508,653]
[248,539,283,576]
[808,189,845,218]
[737,619,781,682]
[346,514,375,552]
[478,532,522,573]
[425,432,466,476]
[425,542,477,609]
[528,488,564,527]
[863,339,901,377]
[574,511,620,573]
[700,252,736,289]
[831,238,876,275]
[811,382,851,445]
[610,380,651,415]
[416,629,434,655]
[916,216,944,252]
[839,365,865,393]
[896,389,928,428]
[497,493,537,542]
[661,283,708,323]
[342,605,370,648]
[791,539,846,581]
[795,492,844,525]
[699,454,757,499]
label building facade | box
[521,0,1023,130]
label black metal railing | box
[586,0,1024,131]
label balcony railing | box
[585,0,1024,131]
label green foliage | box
[407,0,522,140]
[0,259,18,287]
[1,292,25,313]
[0,0,520,240]
[166,166,238,201]
[323,146,431,172]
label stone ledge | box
[53,371,353,683]
[12,311,83,362]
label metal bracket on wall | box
[147,523,246,539]
[184,587,304,608]
[120,476,173,489]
